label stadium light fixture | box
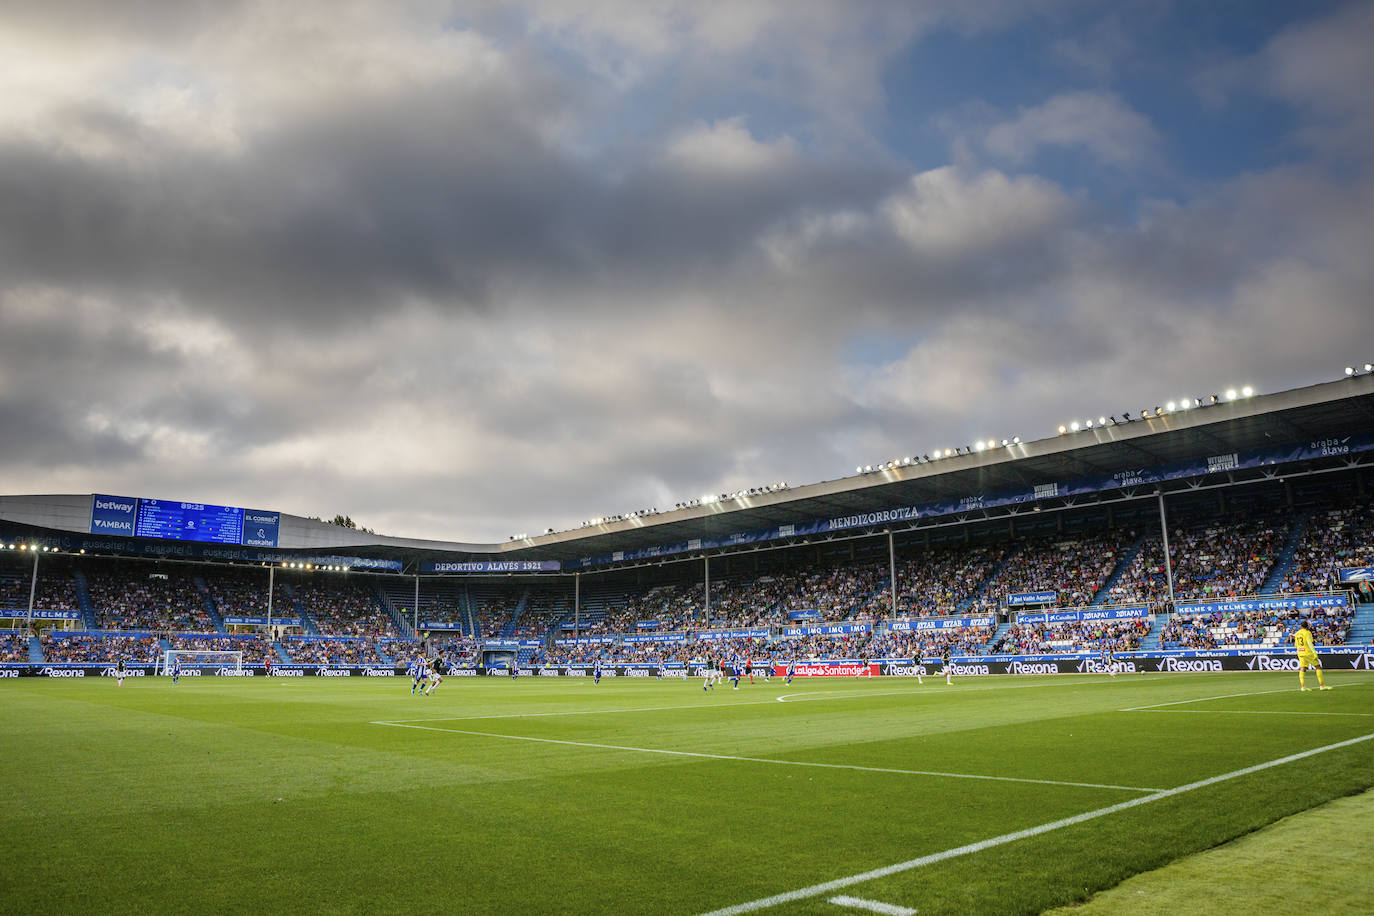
[1098,416,1108,426]
[1225,388,1238,400]
[1070,421,1080,432]
[1241,385,1254,397]
[1058,425,1067,435]
[1165,401,1176,411]
[1012,436,1021,444]
[944,449,954,458]
[1346,366,1356,376]
[1365,363,1372,373]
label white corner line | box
[370,721,1161,793]
[828,895,917,915]
[695,732,1374,916]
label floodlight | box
[1225,388,1237,400]
[1166,401,1176,411]
[1070,421,1079,432]
[1058,425,1067,434]
[1098,417,1107,426]
[1346,366,1356,376]
[1241,386,1253,397]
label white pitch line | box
[370,720,1162,792]
[697,731,1374,916]
[828,895,917,915]
[1120,687,1305,711]
[1133,708,1374,717]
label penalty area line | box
[369,720,1161,792]
[696,731,1374,916]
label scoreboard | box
[91,494,279,547]
[134,499,244,544]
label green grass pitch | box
[3,671,1371,914]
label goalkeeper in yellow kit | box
[1293,619,1330,692]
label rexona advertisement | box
[5,649,1373,678]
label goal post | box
[158,649,244,675]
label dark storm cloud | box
[1,2,1373,541]
[0,80,903,335]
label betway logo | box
[1246,656,1299,671]
[95,498,135,512]
[1158,657,1222,673]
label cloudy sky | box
[2,1,1372,542]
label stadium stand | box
[1,632,28,662]
[1160,603,1354,650]
[167,633,276,663]
[286,577,398,637]
[282,636,386,665]
[85,562,213,631]
[979,531,1131,610]
[1279,501,1374,593]
[991,617,1150,654]
[40,632,161,664]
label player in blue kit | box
[171,658,181,685]
[729,659,741,690]
[785,660,796,684]
[593,658,603,684]
[410,654,428,695]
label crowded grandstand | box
[2,376,1373,675]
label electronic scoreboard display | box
[134,499,245,544]
[91,494,279,547]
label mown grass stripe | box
[696,732,1374,916]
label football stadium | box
[4,374,1374,913]
[6,4,1374,914]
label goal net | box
[158,649,243,675]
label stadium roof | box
[3,374,1373,573]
